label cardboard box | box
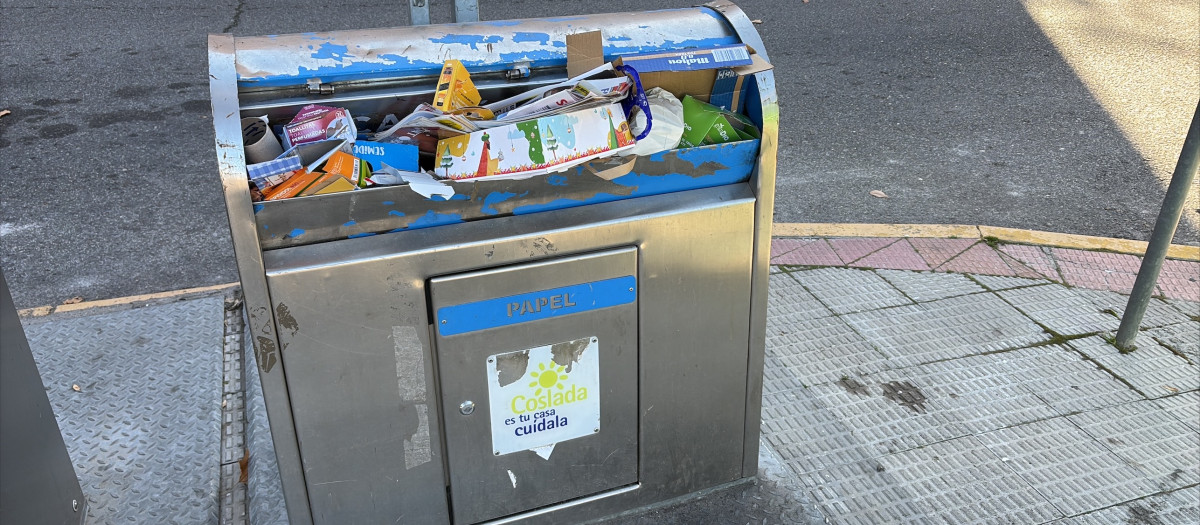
[434,102,635,181]
[613,45,772,113]
[322,151,373,188]
[298,172,356,196]
[351,141,418,172]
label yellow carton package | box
[432,60,481,112]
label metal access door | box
[430,248,640,524]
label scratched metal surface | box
[254,140,759,250]
[22,297,225,525]
[233,8,742,88]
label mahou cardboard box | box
[434,103,635,181]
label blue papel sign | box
[437,276,636,336]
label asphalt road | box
[2,0,1197,308]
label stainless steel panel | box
[1,270,86,525]
[206,33,315,525]
[431,249,639,524]
[264,184,755,523]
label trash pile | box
[241,37,772,201]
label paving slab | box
[1070,335,1200,398]
[1153,391,1200,433]
[969,273,1051,292]
[1073,288,1192,329]
[998,345,1143,415]
[806,380,969,457]
[1067,401,1200,492]
[843,292,1047,368]
[977,418,1160,517]
[877,435,1063,524]
[23,297,225,525]
[767,271,835,321]
[1053,488,1200,525]
[791,267,913,315]
[768,314,891,387]
[1142,321,1200,363]
[762,388,877,476]
[998,285,1120,336]
[876,269,985,302]
[874,354,1059,435]
[796,459,939,525]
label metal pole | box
[452,0,479,23]
[1115,99,1200,350]
[409,0,430,25]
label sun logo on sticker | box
[529,361,567,395]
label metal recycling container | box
[207,2,778,523]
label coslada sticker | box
[487,337,600,456]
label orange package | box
[262,170,322,201]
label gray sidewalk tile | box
[1143,322,1200,363]
[768,314,891,387]
[24,297,224,525]
[997,345,1142,414]
[1070,335,1200,398]
[1166,298,1199,318]
[970,274,1051,292]
[762,353,808,395]
[790,267,912,315]
[1153,391,1200,433]
[977,418,1160,517]
[843,293,1047,368]
[807,381,969,457]
[1074,288,1192,329]
[998,285,1120,336]
[1053,489,1200,525]
[877,436,1063,524]
[762,388,876,475]
[768,271,835,321]
[875,355,1058,435]
[1067,401,1200,492]
[876,269,985,303]
[797,460,940,525]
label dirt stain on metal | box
[254,336,278,373]
[880,381,927,413]
[551,337,590,373]
[837,377,870,396]
[496,351,530,387]
[275,303,299,336]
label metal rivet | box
[441,319,447,324]
[72,500,79,512]
[494,451,500,456]
[628,287,634,292]
[459,400,475,415]
[593,428,599,433]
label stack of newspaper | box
[374,64,631,140]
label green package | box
[679,95,761,148]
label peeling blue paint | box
[388,210,406,217]
[607,36,633,42]
[482,191,518,215]
[546,174,569,186]
[254,204,265,214]
[288,228,306,238]
[407,211,464,229]
[449,194,470,201]
[429,34,503,50]
[382,201,394,206]
[342,220,356,227]
[310,43,351,60]
[482,20,522,27]
[512,32,551,45]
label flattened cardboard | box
[567,31,605,78]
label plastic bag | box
[620,87,685,157]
